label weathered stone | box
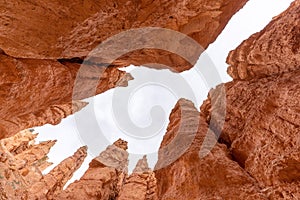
[28,146,87,199]
[227,0,300,80]
[0,130,87,200]
[155,99,267,200]
[1,0,300,199]
[200,1,300,198]
[56,139,129,200]
[118,156,158,200]
[0,0,248,72]
[0,52,131,139]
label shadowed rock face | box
[202,73,300,199]
[202,63,300,199]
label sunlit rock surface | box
[56,139,129,200]
[118,156,158,200]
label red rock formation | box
[0,0,248,64]
[0,131,137,200]
[0,52,132,139]
[56,139,129,200]
[202,72,300,199]
[0,0,248,140]
[118,156,158,200]
[0,130,87,199]
[155,99,267,199]
[0,101,88,139]
[227,0,300,80]
[28,146,87,199]
[1,0,299,199]
[200,1,300,199]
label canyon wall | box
[0,0,248,66]
[0,0,248,139]
[154,99,267,199]
[200,1,300,199]
[0,53,132,138]
[227,0,300,80]
[0,0,299,199]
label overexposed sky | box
[35,0,293,187]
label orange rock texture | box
[155,99,267,199]
[0,0,248,140]
[0,130,87,199]
[0,0,300,199]
[200,1,300,199]
[227,0,300,80]
[57,139,129,200]
[0,53,132,138]
[118,156,158,200]
[0,0,248,63]
[0,131,156,200]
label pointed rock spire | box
[57,139,129,200]
[133,155,151,174]
[15,140,56,168]
[118,155,158,200]
[27,146,87,199]
[1,129,37,155]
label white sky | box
[35,0,294,187]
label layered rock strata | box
[201,1,300,199]
[0,0,248,140]
[155,99,267,199]
[0,52,132,139]
[0,0,299,199]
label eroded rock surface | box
[0,0,248,140]
[0,132,133,200]
[202,71,300,199]
[200,1,300,199]
[118,156,158,200]
[0,101,88,139]
[1,0,300,199]
[0,0,248,65]
[227,0,300,80]
[0,130,87,199]
[0,52,132,139]
[56,139,129,200]
[155,99,267,200]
